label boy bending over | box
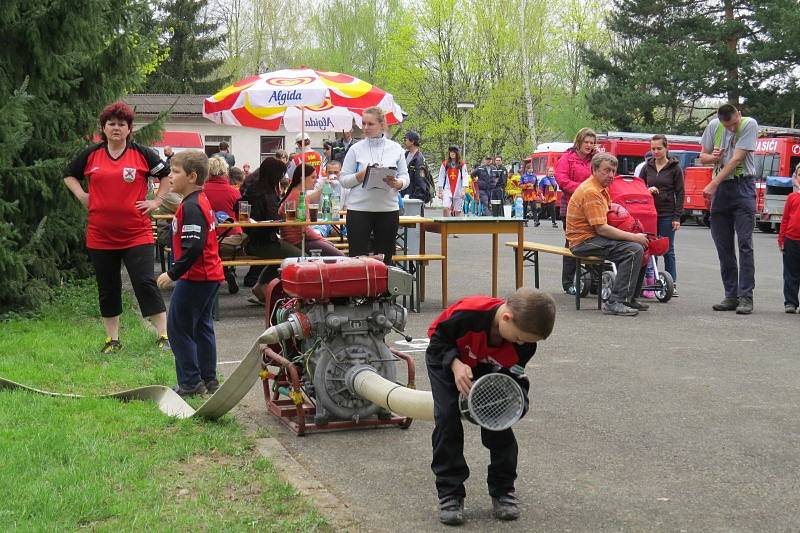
[426,287,556,526]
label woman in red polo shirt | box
[63,101,171,354]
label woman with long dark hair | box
[241,157,301,302]
[638,134,684,296]
[278,164,344,257]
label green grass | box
[0,281,330,531]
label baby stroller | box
[597,175,674,303]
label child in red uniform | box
[778,189,800,313]
[157,151,225,396]
[426,287,556,525]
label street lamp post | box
[456,101,475,164]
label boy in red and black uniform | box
[426,287,556,526]
[157,151,224,397]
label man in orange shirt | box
[566,153,649,316]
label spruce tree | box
[145,0,228,94]
[583,0,800,133]
[0,0,160,314]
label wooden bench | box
[220,257,284,267]
[392,254,446,313]
[505,242,605,310]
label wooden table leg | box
[492,233,499,296]
[516,223,524,289]
[441,225,448,307]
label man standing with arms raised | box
[700,104,759,315]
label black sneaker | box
[204,378,220,394]
[225,267,239,294]
[100,337,122,355]
[713,297,739,311]
[173,382,207,397]
[438,497,465,526]
[491,493,520,521]
[736,296,753,315]
[534,222,541,227]
[626,299,649,311]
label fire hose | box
[0,315,525,430]
[0,319,299,420]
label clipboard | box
[363,166,397,192]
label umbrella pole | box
[301,107,306,257]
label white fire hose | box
[0,315,525,430]
[0,319,300,420]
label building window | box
[205,135,231,157]
[260,136,285,161]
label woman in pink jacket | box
[555,127,597,294]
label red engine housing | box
[280,257,389,300]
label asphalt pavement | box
[193,220,800,532]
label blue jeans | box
[783,238,800,308]
[168,280,219,388]
[657,216,677,282]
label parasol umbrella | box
[202,67,404,134]
[203,67,404,186]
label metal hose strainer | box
[459,373,525,431]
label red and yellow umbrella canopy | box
[203,68,404,132]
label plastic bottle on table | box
[330,193,340,221]
[321,182,332,221]
[297,191,306,222]
[513,196,524,218]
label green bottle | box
[297,191,306,222]
[321,182,332,221]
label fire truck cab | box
[595,132,702,176]
[752,128,800,233]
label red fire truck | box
[523,134,702,216]
[595,132,702,175]
[751,128,800,232]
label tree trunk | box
[725,0,739,104]
[520,0,538,148]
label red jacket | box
[779,192,800,248]
[554,148,592,216]
[203,175,242,234]
[169,191,224,282]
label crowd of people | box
[61,98,800,528]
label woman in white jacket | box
[437,146,469,217]
[339,106,410,265]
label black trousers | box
[88,244,166,318]
[783,238,800,308]
[561,218,576,290]
[539,202,557,224]
[346,209,399,266]
[427,358,519,501]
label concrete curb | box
[254,437,372,533]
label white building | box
[124,94,352,168]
